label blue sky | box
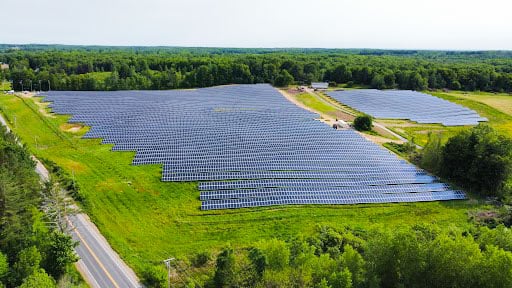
[3,0,511,50]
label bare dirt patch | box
[357,132,403,144]
[286,88,301,96]
[60,123,84,133]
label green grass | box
[443,91,512,115]
[295,93,338,116]
[0,94,490,278]
[384,123,465,146]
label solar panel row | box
[201,191,466,210]
[327,89,487,126]
[42,84,466,210]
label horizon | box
[3,0,512,50]
[2,43,512,52]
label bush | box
[213,248,236,287]
[192,251,211,267]
[255,239,290,271]
[141,265,167,288]
[353,115,373,131]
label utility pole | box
[39,80,42,93]
[47,80,51,91]
[30,80,33,92]
[163,258,175,288]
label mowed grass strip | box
[0,94,487,274]
[295,93,338,116]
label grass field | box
[443,91,512,115]
[0,93,490,278]
[378,120,466,146]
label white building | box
[311,82,329,90]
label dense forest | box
[0,125,78,287]
[1,45,512,92]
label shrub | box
[141,265,167,288]
[192,251,211,268]
[213,248,235,287]
[353,115,373,131]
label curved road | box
[0,112,141,288]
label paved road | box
[0,112,141,288]
[67,213,140,288]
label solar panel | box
[42,84,466,210]
[327,89,487,126]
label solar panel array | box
[327,89,487,126]
[42,84,465,210]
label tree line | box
[146,224,512,287]
[1,47,512,92]
[0,125,78,287]
[419,125,512,198]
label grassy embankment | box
[0,92,491,277]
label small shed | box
[311,82,329,90]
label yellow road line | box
[67,218,121,288]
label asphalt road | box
[67,213,140,288]
[0,111,141,288]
